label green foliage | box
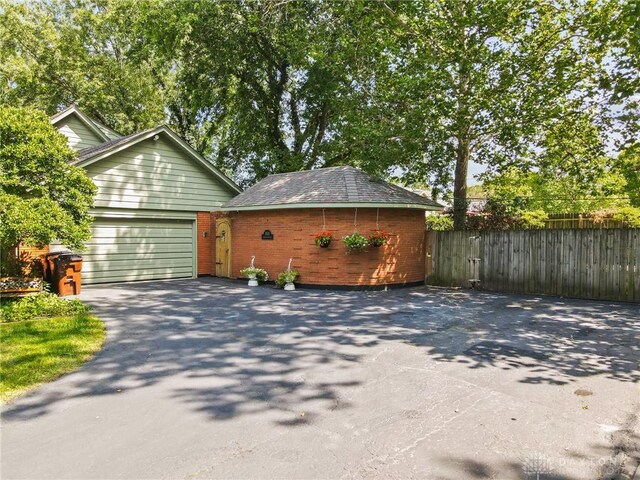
[0,312,105,402]
[136,1,398,183]
[0,107,97,267]
[1,0,637,218]
[615,144,640,207]
[481,133,635,216]
[589,0,639,137]
[612,207,640,227]
[240,266,269,282]
[0,292,89,323]
[497,112,634,215]
[518,210,548,230]
[0,0,169,134]
[365,0,613,228]
[342,232,369,251]
[467,185,486,199]
[276,270,299,288]
[425,215,454,231]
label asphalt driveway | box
[2,278,639,480]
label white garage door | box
[80,217,195,284]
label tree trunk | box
[453,139,469,230]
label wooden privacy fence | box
[544,213,626,229]
[425,228,640,302]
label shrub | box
[589,207,640,227]
[612,207,640,227]
[425,215,454,231]
[342,232,369,251]
[276,270,299,288]
[0,292,89,323]
[518,209,548,229]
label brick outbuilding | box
[220,166,441,288]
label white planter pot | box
[284,282,295,291]
[248,275,258,287]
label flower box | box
[0,277,44,298]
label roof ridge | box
[262,165,353,179]
[343,167,359,202]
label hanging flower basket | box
[368,229,390,247]
[343,232,369,251]
[314,231,333,248]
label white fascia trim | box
[220,202,443,212]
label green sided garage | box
[50,106,240,285]
[79,217,197,284]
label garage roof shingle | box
[223,166,441,210]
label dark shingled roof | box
[75,129,152,162]
[223,166,441,210]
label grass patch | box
[0,313,105,403]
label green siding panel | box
[56,115,105,151]
[85,137,236,212]
[54,217,196,284]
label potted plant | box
[368,229,390,247]
[314,231,333,248]
[276,270,299,291]
[342,232,369,251]
[240,266,269,286]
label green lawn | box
[0,313,105,403]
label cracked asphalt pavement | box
[2,278,639,479]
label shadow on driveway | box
[2,278,638,479]
[4,279,638,424]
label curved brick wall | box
[227,208,426,287]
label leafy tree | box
[1,0,635,216]
[0,107,97,272]
[0,0,171,134]
[368,0,611,228]
[479,112,636,215]
[141,0,391,185]
[481,166,631,215]
[590,0,640,140]
[615,143,640,207]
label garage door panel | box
[80,217,195,284]
[83,257,192,270]
[82,268,194,283]
[84,251,193,262]
[90,227,193,239]
[86,238,192,247]
[82,244,192,255]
